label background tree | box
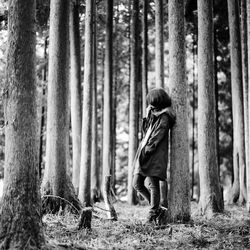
[127,0,140,205]
[41,0,80,212]
[227,0,246,204]
[246,0,250,211]
[70,0,82,194]
[168,0,190,222]
[0,0,46,248]
[197,0,223,216]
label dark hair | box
[146,87,171,109]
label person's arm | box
[144,115,169,154]
[139,115,169,165]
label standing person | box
[133,87,175,223]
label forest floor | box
[44,201,250,250]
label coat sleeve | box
[144,115,170,155]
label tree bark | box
[0,0,46,248]
[240,0,248,205]
[78,0,93,208]
[197,0,223,216]
[127,0,140,205]
[69,0,82,194]
[41,0,80,213]
[227,0,246,204]
[155,0,164,88]
[168,0,190,222]
[103,0,114,187]
[142,0,148,118]
[91,0,101,203]
[246,0,250,212]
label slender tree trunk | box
[39,37,47,179]
[246,0,250,212]
[227,0,246,204]
[70,0,82,194]
[168,0,190,222]
[78,0,93,209]
[197,0,223,216]
[41,0,80,213]
[155,0,164,88]
[102,0,117,218]
[128,0,140,205]
[91,0,100,203]
[142,0,148,118]
[0,0,46,248]
[240,0,248,205]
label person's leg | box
[147,176,161,221]
[133,174,150,203]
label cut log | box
[78,207,92,230]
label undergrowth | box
[43,202,250,249]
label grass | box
[44,202,250,249]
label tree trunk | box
[70,0,82,194]
[78,0,93,209]
[168,0,190,222]
[227,0,246,204]
[38,37,47,179]
[240,0,248,206]
[41,0,80,213]
[0,0,46,248]
[142,0,148,118]
[246,0,250,212]
[102,0,117,215]
[91,0,101,203]
[127,0,140,205]
[155,0,164,88]
[197,0,223,216]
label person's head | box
[146,87,171,109]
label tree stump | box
[78,207,92,230]
[103,175,118,220]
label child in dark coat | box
[133,87,175,223]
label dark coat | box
[133,109,175,181]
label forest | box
[0,0,250,249]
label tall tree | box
[78,0,93,210]
[142,0,148,117]
[127,0,140,205]
[155,0,164,88]
[197,0,223,216]
[41,0,80,212]
[168,0,190,222]
[240,0,248,204]
[102,0,117,219]
[70,0,82,194]
[227,0,246,204]
[0,0,46,248]
[91,0,100,202]
[247,0,250,212]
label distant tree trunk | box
[0,0,46,248]
[142,0,148,118]
[78,0,93,210]
[91,0,100,203]
[168,0,190,222]
[227,0,246,204]
[197,0,223,216]
[39,37,47,179]
[246,0,250,212]
[41,0,80,213]
[70,0,82,194]
[240,0,248,205]
[128,0,140,205]
[155,0,164,88]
